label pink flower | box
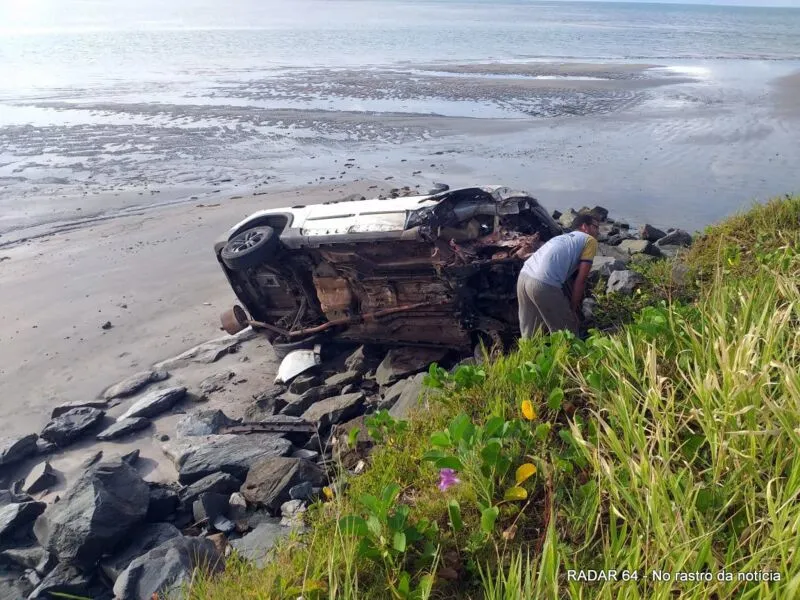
[438,468,460,492]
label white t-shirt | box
[520,231,597,287]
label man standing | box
[517,214,600,337]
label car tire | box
[220,226,279,270]
[271,334,327,361]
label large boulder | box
[241,457,326,511]
[590,256,627,278]
[50,400,109,418]
[0,435,38,467]
[146,483,180,522]
[178,472,242,509]
[618,239,662,257]
[656,229,693,247]
[163,434,293,485]
[324,371,361,388]
[389,373,427,419]
[639,224,667,242]
[101,522,181,582]
[375,347,448,386]
[606,270,644,295]
[113,536,223,600]
[0,500,45,539]
[116,387,186,421]
[175,410,238,437]
[40,407,105,447]
[96,417,151,441]
[33,461,149,568]
[301,392,365,432]
[103,370,170,400]
[28,563,99,599]
[229,520,286,568]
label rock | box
[606,270,644,295]
[640,224,667,242]
[116,386,186,421]
[146,483,179,522]
[101,522,181,582]
[290,449,319,461]
[228,492,247,523]
[324,371,361,388]
[206,532,228,556]
[163,434,293,485]
[40,407,105,447]
[656,244,684,259]
[375,347,448,386]
[101,321,113,330]
[80,450,103,469]
[341,384,356,394]
[103,370,170,400]
[582,298,598,320]
[428,182,449,194]
[280,385,340,417]
[229,520,286,568]
[33,460,149,568]
[0,435,38,467]
[0,545,55,575]
[343,346,367,372]
[656,229,693,247]
[241,457,326,512]
[198,371,235,395]
[24,462,57,494]
[605,232,636,246]
[34,438,56,455]
[557,209,578,229]
[0,501,45,538]
[50,400,109,418]
[279,499,305,526]
[121,449,140,465]
[0,570,32,599]
[154,335,242,370]
[96,417,150,441]
[381,378,409,408]
[389,373,427,419]
[301,392,365,432]
[618,239,662,257]
[175,410,238,437]
[630,253,658,264]
[113,536,223,600]
[288,481,314,501]
[288,373,321,395]
[551,209,562,220]
[590,256,627,278]
[179,472,242,509]
[28,563,96,600]
[192,493,234,533]
[244,386,288,421]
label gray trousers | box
[517,272,579,338]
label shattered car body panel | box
[215,186,562,352]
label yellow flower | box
[521,400,536,421]
[515,463,537,485]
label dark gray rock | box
[0,570,32,599]
[113,536,223,600]
[590,256,627,278]
[389,373,427,419]
[100,522,181,582]
[0,545,55,576]
[244,386,288,420]
[33,461,149,569]
[381,378,408,408]
[605,232,637,246]
[606,270,644,295]
[121,449,140,466]
[198,370,235,395]
[289,481,314,501]
[656,229,693,247]
[241,457,327,511]
[23,462,57,495]
[229,520,286,568]
[146,483,180,522]
[290,449,319,461]
[640,224,667,242]
[28,563,96,600]
[175,410,238,437]
[40,407,105,447]
[656,244,684,259]
[154,335,243,370]
[50,400,109,418]
[0,435,38,467]
[344,346,367,373]
[79,450,103,470]
[178,472,242,509]
[428,182,449,194]
[619,239,662,257]
[116,386,186,421]
[324,371,361,388]
[582,298,598,321]
[288,373,321,395]
[103,369,170,400]
[280,384,340,417]
[375,347,448,386]
[163,434,293,485]
[96,417,150,441]
[301,392,365,431]
[34,438,56,455]
[0,501,45,538]
[192,493,234,533]
[228,492,247,523]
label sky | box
[564,0,800,5]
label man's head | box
[571,214,600,239]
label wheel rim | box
[229,230,263,254]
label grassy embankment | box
[184,196,800,600]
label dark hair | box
[571,213,598,229]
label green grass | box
[182,195,800,600]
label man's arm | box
[570,261,592,313]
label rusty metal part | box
[220,305,249,335]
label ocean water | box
[1,0,799,232]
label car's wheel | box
[220,226,279,270]
[271,333,328,361]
